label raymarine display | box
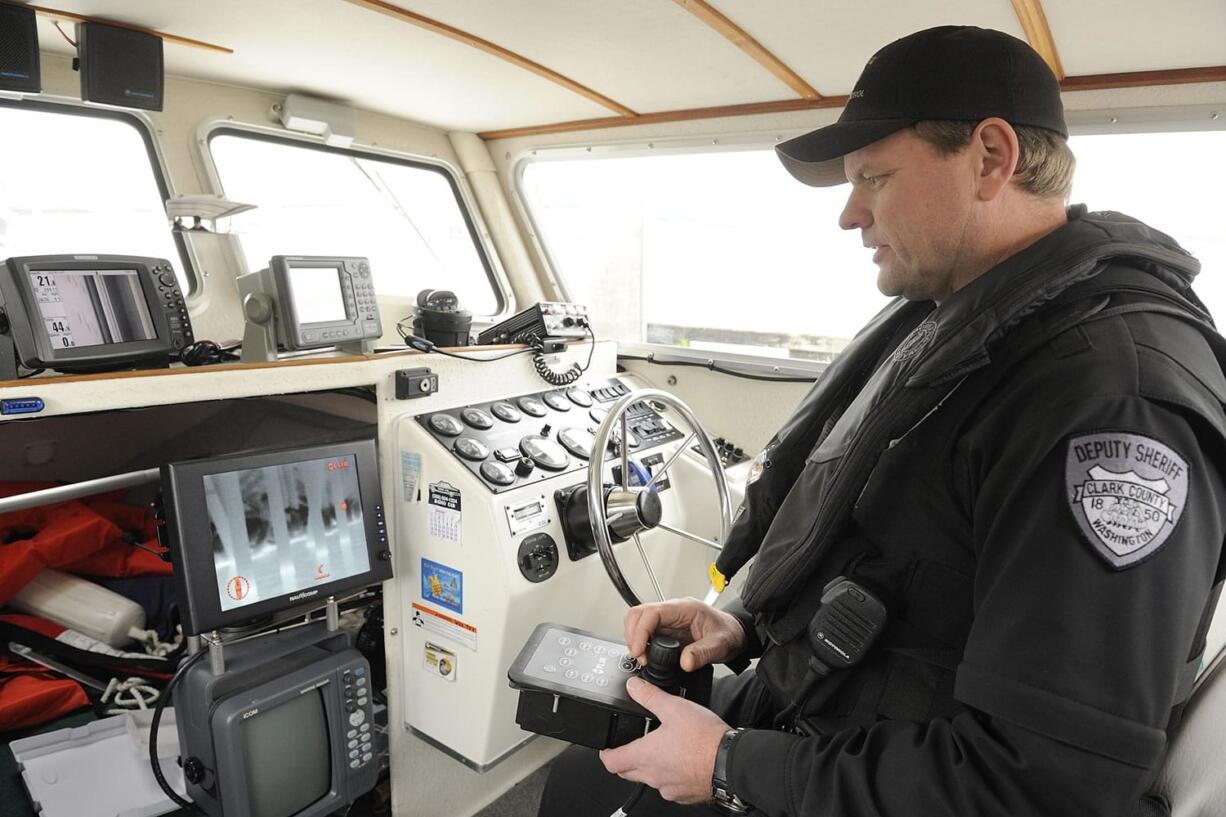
[237,255,382,361]
[162,438,392,635]
[0,255,193,378]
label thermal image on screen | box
[204,455,372,611]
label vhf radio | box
[508,622,711,749]
[477,302,589,346]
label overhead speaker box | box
[77,21,163,111]
[0,4,41,93]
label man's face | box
[839,128,978,302]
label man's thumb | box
[625,676,672,717]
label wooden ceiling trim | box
[670,0,822,100]
[341,0,637,117]
[1009,0,1064,80]
[23,3,233,54]
[1062,65,1226,92]
[479,96,847,141]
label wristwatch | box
[710,728,752,815]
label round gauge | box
[461,407,494,430]
[480,461,516,486]
[566,388,593,407]
[491,402,522,423]
[519,435,572,471]
[610,427,641,449]
[518,396,548,417]
[589,406,609,424]
[558,427,598,459]
[543,392,572,412]
[428,414,464,437]
[454,437,491,461]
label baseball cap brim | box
[776,118,916,187]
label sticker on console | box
[410,602,477,652]
[428,481,461,544]
[421,558,463,614]
[424,641,457,682]
[1066,431,1188,569]
[401,452,422,503]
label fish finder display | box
[205,454,372,611]
[29,268,156,349]
[288,263,347,324]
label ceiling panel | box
[395,0,804,112]
[31,0,614,132]
[1043,0,1226,76]
[705,0,1029,96]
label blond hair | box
[913,120,1076,200]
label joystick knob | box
[642,635,683,691]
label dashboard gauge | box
[455,437,491,461]
[542,392,571,411]
[518,396,548,417]
[519,435,571,471]
[589,407,609,424]
[461,407,495,429]
[480,460,516,486]
[566,388,593,407]
[557,426,597,459]
[429,414,464,436]
[491,402,522,423]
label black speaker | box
[0,3,40,93]
[77,21,163,111]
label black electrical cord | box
[610,782,647,817]
[149,648,209,813]
[618,353,819,383]
[521,323,596,387]
[178,339,241,366]
[394,319,540,362]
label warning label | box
[410,602,477,651]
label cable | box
[149,648,209,813]
[609,783,646,817]
[53,21,77,47]
[617,350,818,382]
[394,319,539,362]
[522,323,596,387]
[179,339,240,366]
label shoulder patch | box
[1066,432,1188,569]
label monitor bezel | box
[162,437,391,636]
[270,255,359,335]
[0,254,175,371]
[208,646,364,817]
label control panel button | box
[518,397,548,417]
[428,414,464,437]
[454,437,491,461]
[491,402,522,423]
[461,407,495,429]
[349,710,366,727]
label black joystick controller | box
[642,635,683,692]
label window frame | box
[511,103,1226,375]
[202,122,511,319]
[0,96,198,295]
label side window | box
[0,102,189,291]
[1068,130,1226,316]
[208,131,503,316]
[520,149,888,363]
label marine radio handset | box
[774,577,888,728]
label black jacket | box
[720,208,1226,817]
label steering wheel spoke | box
[633,533,666,602]
[656,521,722,552]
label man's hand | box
[599,676,730,803]
[624,598,746,672]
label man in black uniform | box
[539,25,1226,817]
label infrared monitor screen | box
[288,263,347,324]
[29,267,156,349]
[206,454,372,611]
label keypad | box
[341,663,374,768]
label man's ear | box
[971,118,1020,201]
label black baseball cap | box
[776,26,1068,186]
